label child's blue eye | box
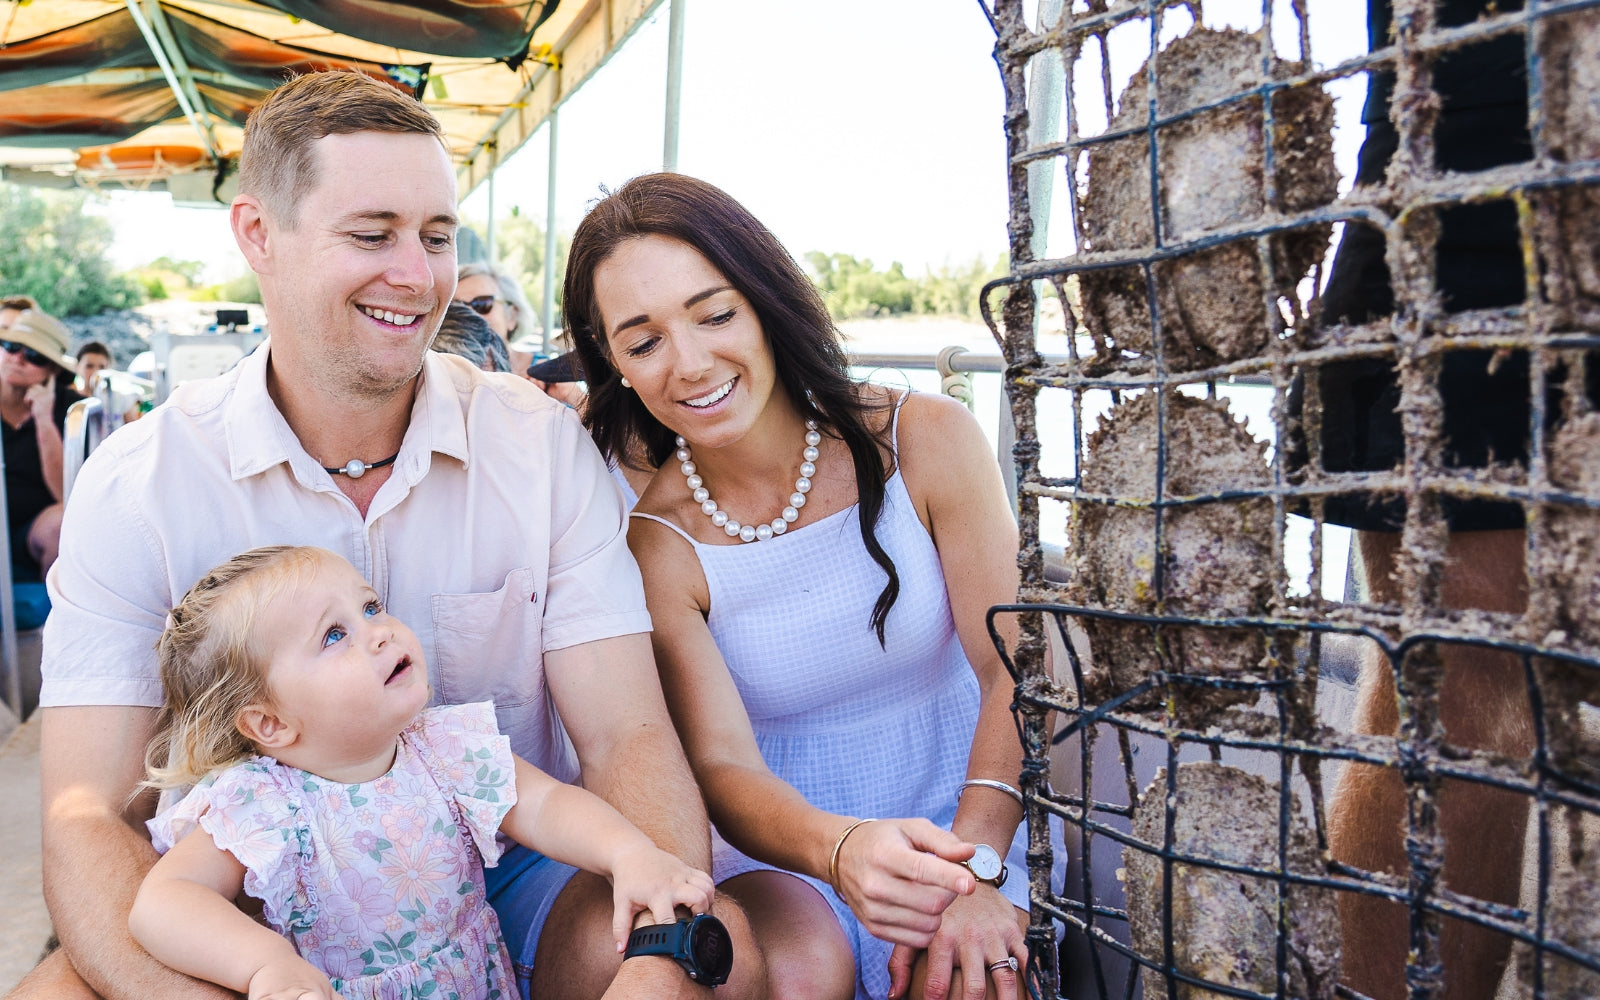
[364,600,382,618]
[323,625,347,647]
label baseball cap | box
[526,350,583,383]
[3,311,77,373]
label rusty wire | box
[985,0,1600,997]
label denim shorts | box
[483,844,580,1000]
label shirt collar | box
[223,345,471,484]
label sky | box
[100,0,1370,284]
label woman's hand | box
[831,817,977,948]
[247,954,342,1000]
[885,886,1027,1000]
[607,842,717,950]
[24,375,54,424]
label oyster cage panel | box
[982,0,1600,998]
[988,605,1600,1000]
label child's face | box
[256,553,430,766]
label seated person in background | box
[1,310,83,580]
[456,262,537,373]
[572,173,1050,1000]
[74,342,142,424]
[433,301,512,372]
[0,294,40,330]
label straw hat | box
[4,311,77,373]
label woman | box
[0,309,83,581]
[569,173,1043,1000]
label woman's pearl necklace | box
[679,420,821,543]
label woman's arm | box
[628,516,976,948]
[891,391,1032,1000]
[499,754,716,948]
[26,378,65,501]
[129,826,338,1000]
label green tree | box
[805,251,1006,320]
[0,184,145,315]
[465,206,570,336]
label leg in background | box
[1329,529,1534,1000]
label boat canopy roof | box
[0,0,659,203]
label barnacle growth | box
[1079,27,1338,371]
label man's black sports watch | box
[624,913,734,988]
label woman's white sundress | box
[149,702,518,1000]
[632,393,1056,1000]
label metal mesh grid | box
[981,0,1600,997]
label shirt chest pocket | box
[430,567,544,711]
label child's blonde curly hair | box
[144,545,327,789]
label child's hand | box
[248,954,343,1000]
[608,844,717,950]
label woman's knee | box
[722,871,853,1000]
[27,503,63,572]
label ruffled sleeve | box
[146,760,319,933]
[407,702,517,865]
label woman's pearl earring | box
[620,377,632,389]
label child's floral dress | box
[149,702,517,1000]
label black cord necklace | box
[323,453,401,479]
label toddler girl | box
[129,545,714,1000]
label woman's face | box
[0,343,58,390]
[454,273,516,340]
[596,235,781,450]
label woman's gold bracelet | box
[827,817,877,894]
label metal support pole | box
[541,113,560,352]
[663,0,686,172]
[997,0,1065,509]
[486,163,497,265]
[124,0,219,160]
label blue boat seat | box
[13,582,50,632]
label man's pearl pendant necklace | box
[679,421,820,543]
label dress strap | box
[629,511,699,547]
[888,389,912,460]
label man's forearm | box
[43,808,233,1000]
[580,717,712,870]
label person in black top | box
[1308,3,1566,997]
[0,310,84,582]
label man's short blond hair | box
[238,70,448,227]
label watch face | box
[968,844,1004,881]
[688,914,734,985]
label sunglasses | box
[461,295,503,316]
[0,340,53,367]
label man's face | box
[253,131,459,400]
[77,352,110,391]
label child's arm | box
[502,754,716,950]
[130,826,340,1000]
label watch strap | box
[625,921,684,959]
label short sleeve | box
[410,702,517,865]
[541,407,652,651]
[146,761,319,932]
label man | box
[73,342,142,425]
[14,71,758,1000]
[0,294,40,330]
[0,309,81,581]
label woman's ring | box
[987,956,1019,973]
